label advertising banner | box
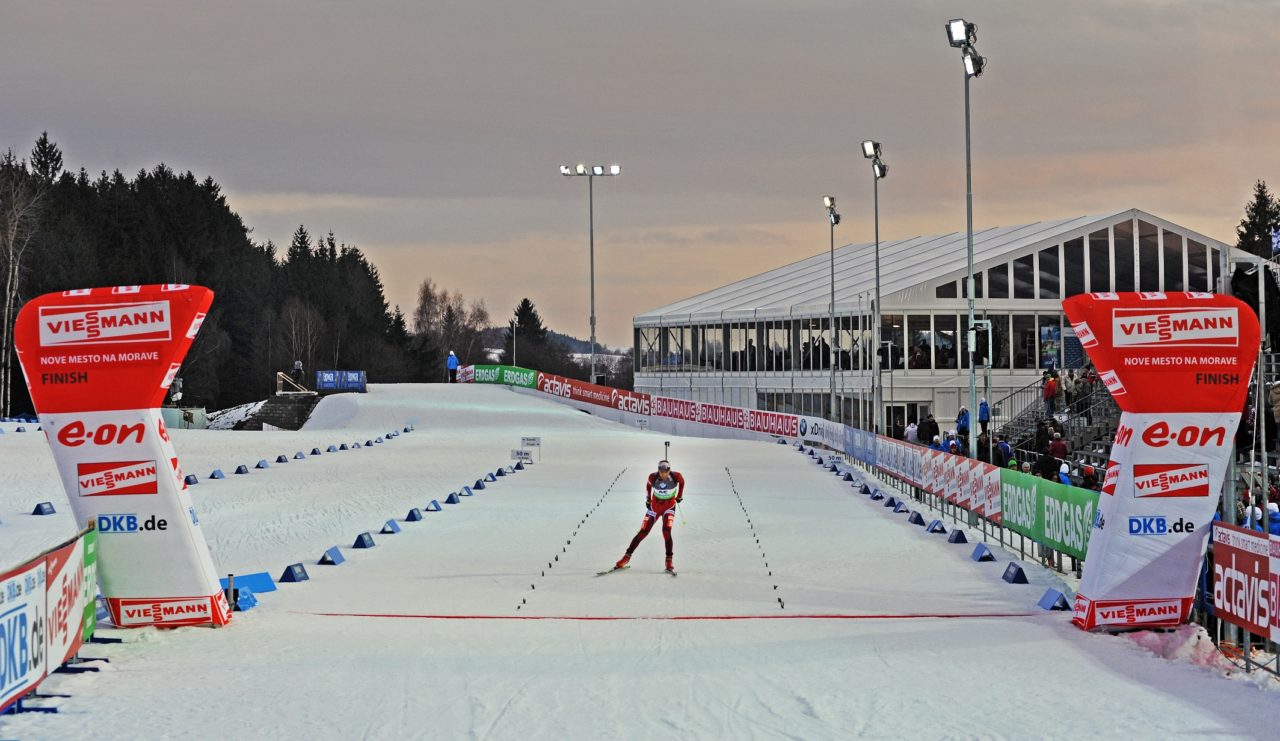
[14,285,230,628]
[0,559,47,713]
[81,528,98,643]
[43,536,88,668]
[1064,292,1259,631]
[1211,524,1271,638]
[650,395,799,438]
[1271,535,1280,644]
[997,470,1098,560]
[468,365,537,389]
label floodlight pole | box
[830,211,837,424]
[962,46,979,449]
[874,171,883,439]
[588,173,597,384]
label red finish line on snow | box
[303,611,1038,621]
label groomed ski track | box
[0,384,1273,739]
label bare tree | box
[280,296,326,372]
[0,149,49,416]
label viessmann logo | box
[38,301,172,346]
[77,460,159,496]
[1111,307,1238,348]
[1132,463,1210,498]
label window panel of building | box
[1208,248,1221,292]
[935,281,958,299]
[1038,315,1061,369]
[987,313,1011,369]
[1188,240,1208,291]
[701,325,721,370]
[1064,238,1086,296]
[1162,232,1185,291]
[881,314,904,370]
[1012,314,1037,369]
[1089,230,1110,292]
[1038,246,1060,299]
[638,327,660,370]
[1114,221,1135,292]
[907,314,931,369]
[839,316,855,370]
[1138,220,1160,292]
[934,314,958,369]
[987,264,1010,299]
[961,272,984,299]
[1013,255,1035,299]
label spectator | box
[290,359,304,387]
[1020,461,1033,474]
[1057,463,1071,486]
[1037,450,1058,480]
[1268,502,1280,535]
[905,420,919,444]
[1081,465,1099,490]
[956,406,970,438]
[995,434,1013,468]
[1034,419,1050,454]
[928,435,944,452]
[1042,372,1058,418]
[976,432,991,463]
[1270,381,1280,452]
[1063,370,1077,409]
[978,397,990,436]
[918,414,940,445]
[1008,458,1018,470]
[1048,432,1069,461]
[446,350,460,383]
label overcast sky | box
[4,1,1278,347]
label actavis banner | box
[15,285,230,628]
[1064,292,1258,631]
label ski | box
[666,569,677,577]
[596,566,629,576]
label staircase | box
[995,376,1121,474]
[236,394,322,431]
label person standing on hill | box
[613,460,685,574]
[446,350,460,383]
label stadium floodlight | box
[873,160,888,180]
[947,19,975,48]
[823,195,836,209]
[963,50,986,77]
[559,161,623,384]
[861,140,880,159]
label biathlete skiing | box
[607,459,685,575]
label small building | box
[632,208,1248,431]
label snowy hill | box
[0,385,1274,738]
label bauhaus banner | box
[1063,292,1259,631]
[15,285,230,628]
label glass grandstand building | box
[632,208,1249,431]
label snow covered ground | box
[1,385,1275,739]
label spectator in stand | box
[1007,458,1018,469]
[1020,461,1033,475]
[1081,465,1099,491]
[995,434,1013,468]
[976,432,991,464]
[290,359,304,388]
[1037,450,1058,481]
[956,406,970,439]
[918,414,940,446]
[1057,463,1072,486]
[1267,502,1280,536]
[905,420,919,444]
[1062,370,1077,411]
[928,435,944,451]
[446,350,460,383]
[1034,419,1050,454]
[947,438,960,455]
[1048,432,1069,461]
[1042,371,1058,418]
[978,397,990,436]
[1055,371,1066,416]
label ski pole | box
[664,440,670,461]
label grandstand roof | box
[633,208,1234,324]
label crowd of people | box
[880,365,1113,493]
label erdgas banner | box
[15,285,230,628]
[1063,292,1259,631]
